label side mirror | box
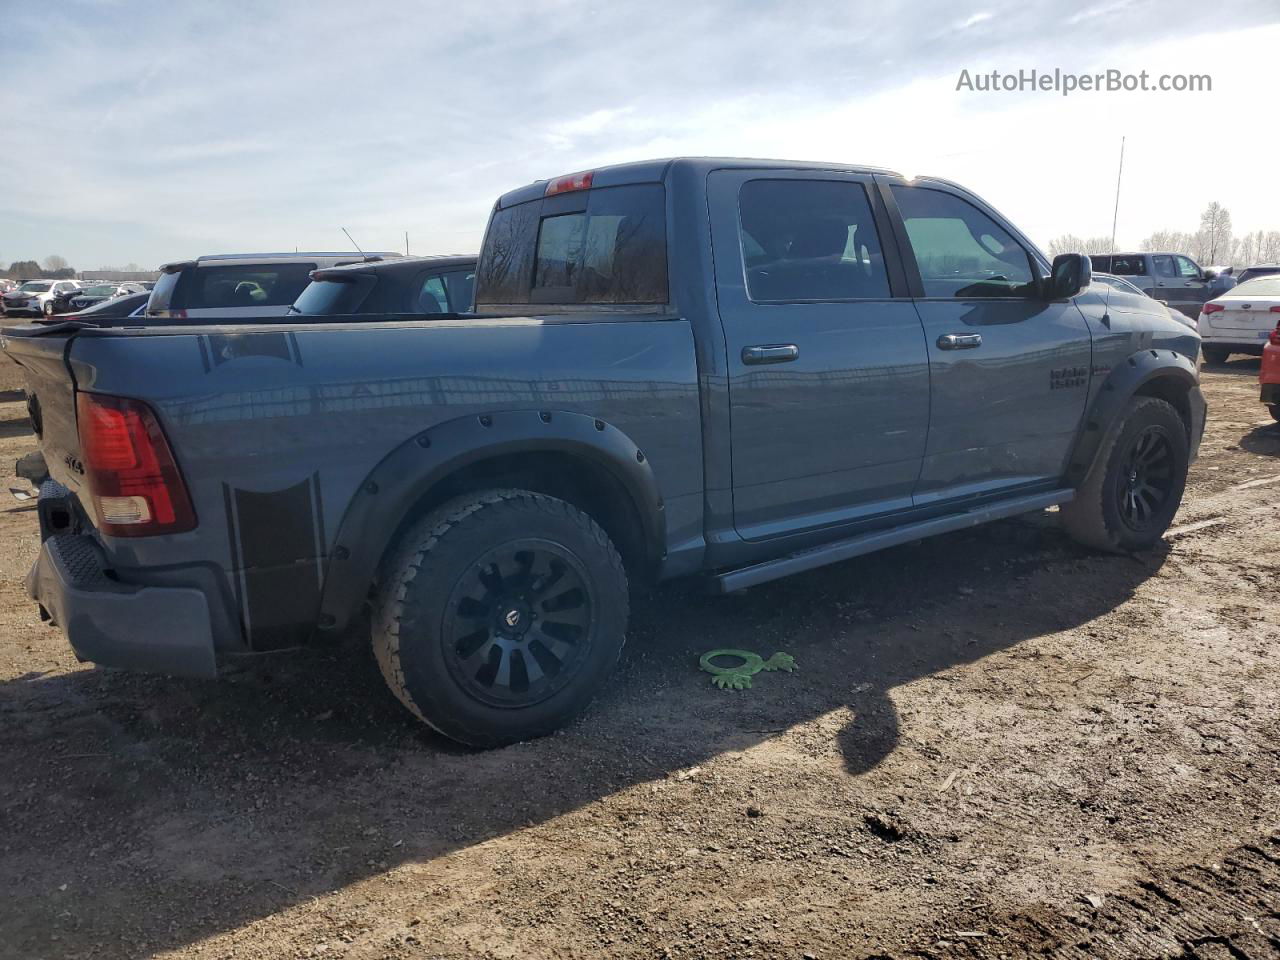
[1049,253,1092,299]
[1203,269,1218,281]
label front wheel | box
[42,301,55,317]
[1201,346,1229,365]
[371,489,629,747]
[1269,404,1280,423]
[1061,396,1189,553]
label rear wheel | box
[1201,346,1229,365]
[42,301,54,317]
[371,489,629,747]
[1061,396,1189,552]
[1269,405,1280,423]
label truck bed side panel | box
[64,317,703,649]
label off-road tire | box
[1201,346,1229,365]
[1060,396,1189,553]
[371,489,629,747]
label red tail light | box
[76,392,196,537]
[1270,306,1280,313]
[1202,303,1224,315]
[545,170,594,196]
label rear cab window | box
[290,276,376,315]
[476,183,668,308]
[152,262,318,314]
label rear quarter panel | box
[68,317,703,648]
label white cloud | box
[0,0,1277,268]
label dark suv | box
[289,255,476,317]
[1090,252,1217,319]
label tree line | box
[3,256,77,280]
[2,256,149,280]
[1048,203,1280,267]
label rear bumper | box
[27,533,218,678]
[1200,334,1267,354]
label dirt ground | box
[1,358,1278,960]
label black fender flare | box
[1065,348,1199,486]
[315,409,665,635]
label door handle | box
[936,333,982,350]
[742,343,799,365]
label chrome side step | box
[712,488,1074,593]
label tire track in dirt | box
[891,833,1280,959]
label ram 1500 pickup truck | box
[2,158,1206,747]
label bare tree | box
[1080,236,1117,255]
[41,255,69,272]
[1261,231,1280,263]
[1140,230,1195,255]
[1047,234,1085,257]
[1192,202,1232,264]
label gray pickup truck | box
[2,158,1205,747]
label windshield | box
[84,284,118,296]
[1228,277,1280,298]
[19,281,52,292]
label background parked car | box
[1089,251,1215,319]
[1197,275,1280,363]
[1,279,81,317]
[288,255,477,317]
[1236,264,1280,284]
[149,252,399,319]
[1092,272,1149,297]
[68,281,148,312]
[44,291,150,324]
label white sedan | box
[1197,276,1280,364]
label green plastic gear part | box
[698,649,797,690]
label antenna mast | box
[341,227,366,258]
[1103,136,1125,321]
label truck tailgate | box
[0,327,84,495]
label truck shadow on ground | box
[1203,356,1261,376]
[0,519,1166,957]
[1240,420,1280,457]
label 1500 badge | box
[1050,366,1088,390]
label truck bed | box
[2,312,704,659]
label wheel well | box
[382,451,653,582]
[1135,374,1193,441]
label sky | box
[2,0,1279,271]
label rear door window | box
[176,263,317,309]
[737,179,891,301]
[1152,255,1177,278]
[1107,256,1148,276]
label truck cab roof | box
[496,157,905,208]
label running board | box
[712,488,1074,593]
